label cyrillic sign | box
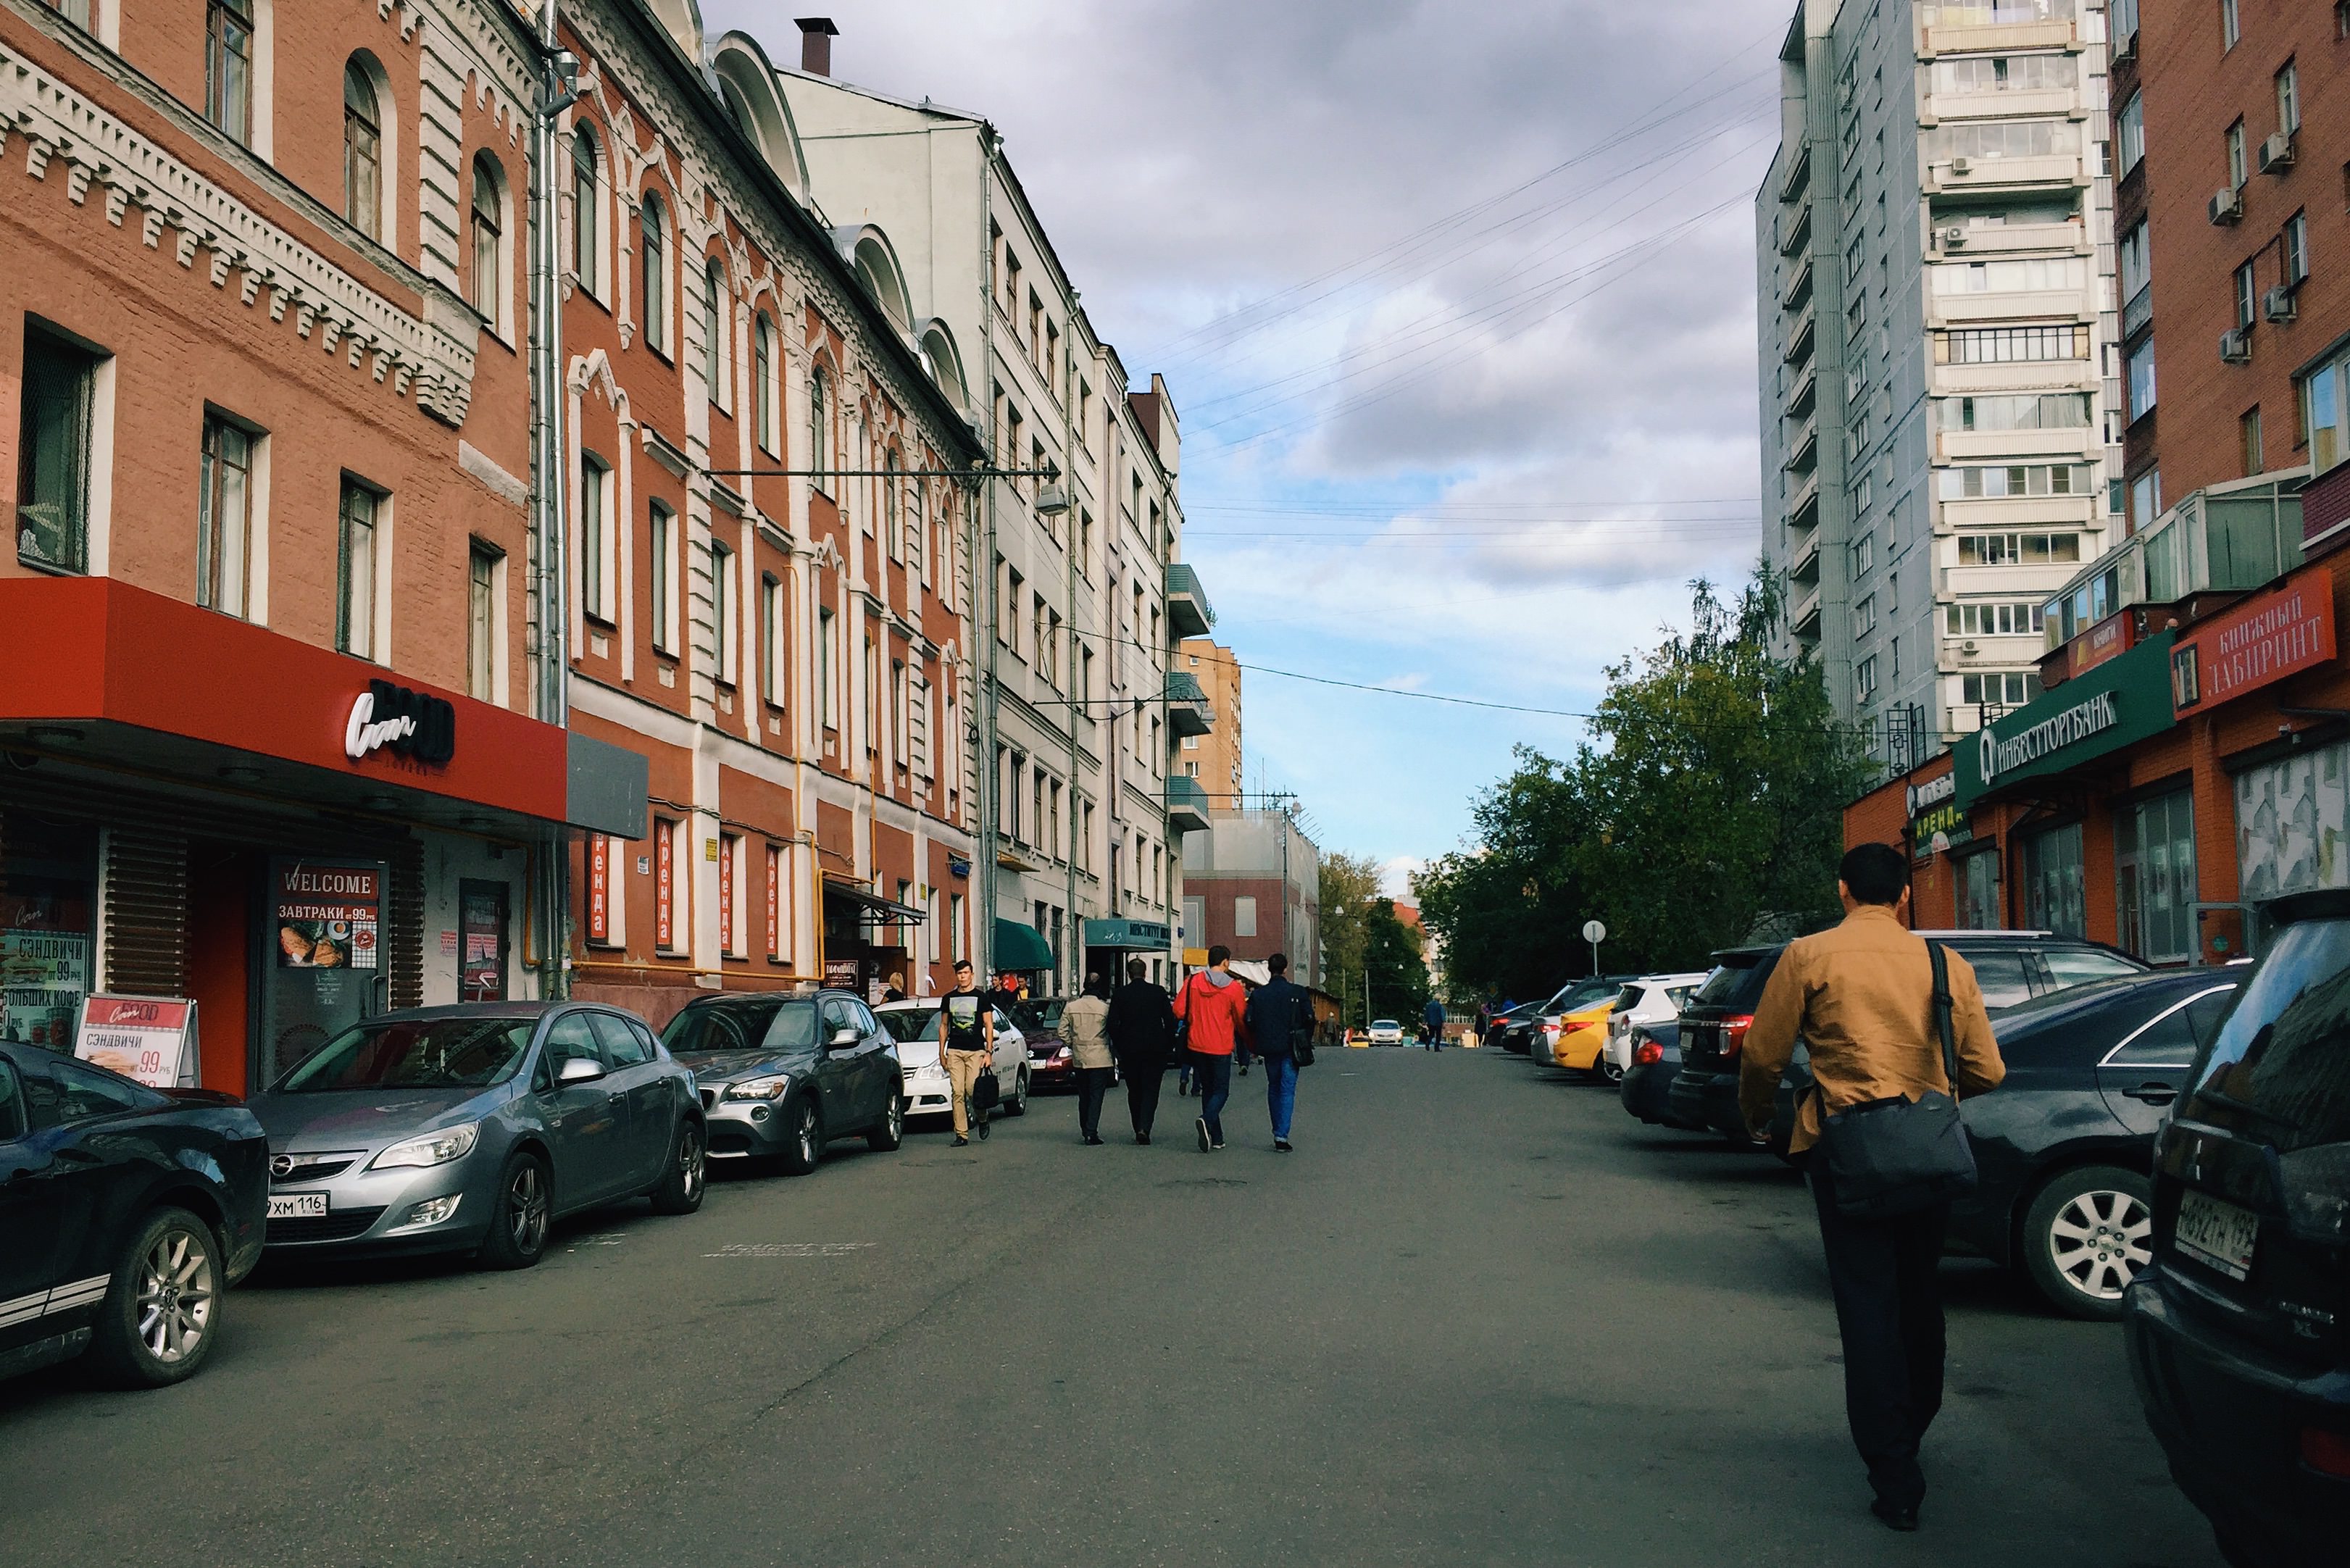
[1954,630,2176,807]
[2172,564,2337,714]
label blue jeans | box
[1263,1051,1297,1139]
[1196,1053,1233,1143]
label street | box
[3,1050,2217,1568]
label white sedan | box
[1599,973,1709,1079]
[873,999,1029,1125]
[1366,1019,1403,1046]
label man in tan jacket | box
[1741,842,2004,1533]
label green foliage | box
[1362,900,1428,1023]
[1414,571,1871,998]
[1317,851,1384,995]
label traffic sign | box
[1582,919,1607,944]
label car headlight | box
[369,1123,480,1170]
[725,1073,792,1101]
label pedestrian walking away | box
[1173,945,1251,1151]
[936,959,999,1147]
[1107,959,1178,1143]
[1424,996,1446,1051]
[1063,972,1114,1145]
[1740,842,2004,1532]
[1245,951,1313,1151]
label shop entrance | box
[257,856,388,1084]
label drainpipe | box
[531,2,579,998]
[973,127,1000,981]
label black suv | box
[1666,930,2146,1146]
[2125,891,2350,1567]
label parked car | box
[1668,931,2149,1146]
[0,1043,267,1388]
[2127,890,2350,1567]
[1012,997,1088,1093]
[1367,1019,1403,1046]
[1528,975,1638,1072]
[874,998,1028,1124]
[1489,1000,1543,1055]
[663,991,905,1172]
[1599,972,1710,1083]
[1617,1021,1703,1131]
[248,1003,705,1271]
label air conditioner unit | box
[2264,283,2301,323]
[2209,187,2244,225]
[2220,327,2254,364]
[2259,132,2297,174]
[2111,28,2138,64]
[1960,639,1980,655]
[1939,225,1968,249]
[1951,155,1972,175]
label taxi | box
[1541,997,1615,1075]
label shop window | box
[1959,848,2001,930]
[207,0,254,146]
[2022,822,2087,938]
[337,479,381,659]
[0,816,100,1051]
[197,411,259,620]
[467,542,501,701]
[2236,741,2350,901]
[17,322,101,575]
[343,59,383,240]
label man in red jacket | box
[1175,945,1251,1151]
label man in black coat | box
[1244,953,1312,1152]
[1106,958,1178,1145]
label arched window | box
[753,313,776,453]
[469,153,504,330]
[570,128,599,293]
[639,192,667,355]
[703,260,729,407]
[343,60,382,238]
[809,364,830,478]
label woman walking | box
[1063,973,1115,1145]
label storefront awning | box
[992,917,1055,972]
[1954,630,2177,809]
[1083,917,1170,951]
[822,877,927,925]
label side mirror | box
[557,1054,606,1085]
[829,1027,862,1049]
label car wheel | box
[86,1206,220,1389]
[1003,1068,1029,1116]
[778,1097,823,1177]
[478,1151,552,1270]
[867,1093,907,1152]
[2022,1164,2154,1321]
[649,1119,707,1214]
[1598,1056,1625,1085]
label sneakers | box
[1083,1133,1104,1146]
[1196,1117,1211,1153]
[1275,1138,1293,1152]
[977,1119,991,1141]
[953,1135,969,1147]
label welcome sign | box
[1954,630,2176,808]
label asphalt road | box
[3,1047,2222,1567]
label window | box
[1850,534,1874,576]
[343,60,381,239]
[579,455,608,620]
[2024,822,2087,938]
[702,261,728,406]
[336,480,380,659]
[1955,532,2083,565]
[2119,220,2151,302]
[2221,0,2239,48]
[2128,338,2157,419]
[808,364,831,481]
[2118,94,2145,175]
[2236,260,2259,329]
[907,475,926,580]
[16,324,98,573]
[649,502,673,652]
[1003,566,1024,651]
[2279,61,2301,136]
[469,154,504,331]
[1234,896,1258,939]
[467,543,498,700]
[2242,406,2264,475]
[197,412,255,618]
[2117,790,2196,962]
[570,128,599,293]
[884,449,904,559]
[1930,257,2088,295]
[1931,56,2075,93]
[753,314,776,452]
[1943,601,2044,636]
[818,606,838,728]
[1959,849,2002,930]
[1857,655,1879,702]
[1962,671,2038,705]
[2131,468,2163,529]
[1934,393,2093,431]
[1854,593,1877,636]
[2228,120,2248,190]
[762,574,783,705]
[1938,464,2096,499]
[640,194,667,356]
[2286,212,2310,284]
[1935,325,2091,364]
[711,541,735,684]
[206,0,254,144]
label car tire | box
[2021,1164,2154,1321]
[778,1097,823,1177]
[867,1093,906,1153]
[86,1206,220,1389]
[477,1151,553,1271]
[1002,1067,1029,1116]
[649,1119,707,1214]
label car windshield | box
[877,1007,942,1044]
[1372,1019,1397,1030]
[662,998,817,1055]
[1546,978,1617,1013]
[278,1017,534,1092]
[1691,955,1775,1010]
[2187,917,2350,1151]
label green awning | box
[991,918,1056,972]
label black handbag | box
[972,1068,1001,1114]
[1817,942,1978,1219]
[1291,994,1317,1067]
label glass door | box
[257,857,386,1085]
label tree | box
[1412,753,1599,1003]
[1362,899,1428,1024]
[1317,850,1383,1013]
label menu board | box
[76,995,198,1088]
[1,929,93,1048]
[274,862,381,971]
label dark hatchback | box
[661,991,904,1172]
[1667,932,2148,1146]
[2127,892,2350,1567]
[1618,1021,1701,1130]
[1,1042,267,1388]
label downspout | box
[531,1,575,998]
[974,127,1000,981]
[1063,300,1079,995]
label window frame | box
[16,322,99,575]
[206,0,254,146]
[197,409,257,620]
[578,453,610,623]
[752,313,778,454]
[570,127,601,297]
[469,153,506,333]
[639,191,668,358]
[343,59,383,241]
[336,477,382,660]
[648,501,675,654]
[467,541,501,701]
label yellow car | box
[1543,1000,1615,1073]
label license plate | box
[269,1193,328,1220]
[2174,1190,2258,1281]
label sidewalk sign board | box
[75,994,200,1088]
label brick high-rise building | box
[1177,638,1242,812]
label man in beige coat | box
[1741,842,2004,1534]
[1062,972,1115,1146]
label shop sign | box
[1,930,91,1048]
[76,994,198,1088]
[274,862,380,971]
[1956,631,2177,807]
[459,883,507,1002]
[2171,564,2338,715]
[823,956,859,990]
[586,835,612,943]
[765,848,782,961]
[654,820,676,948]
[2072,611,2136,676]
[1907,777,1972,858]
[344,679,457,767]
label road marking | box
[703,1243,878,1259]
[566,1233,628,1253]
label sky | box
[705,0,1786,894]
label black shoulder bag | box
[1291,991,1317,1068]
[1817,942,1978,1219]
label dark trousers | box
[1195,1053,1233,1143]
[1123,1061,1164,1135]
[1808,1156,1949,1509]
[1075,1066,1114,1140]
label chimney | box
[796,17,838,76]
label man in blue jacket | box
[1423,996,1447,1052]
[1245,953,1313,1152]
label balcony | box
[1165,774,1211,834]
[1788,527,1822,585]
[1778,200,1812,257]
[1922,155,2088,197]
[1780,253,1814,312]
[1785,361,1817,419]
[1783,415,1819,474]
[2041,474,2307,644]
[1783,304,1816,366]
[1786,470,1822,529]
[1778,139,1811,204]
[1166,562,1214,639]
[1165,670,1213,737]
[2122,283,2151,340]
[1929,219,2088,259]
[1791,584,1823,640]
[1919,3,2078,55]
